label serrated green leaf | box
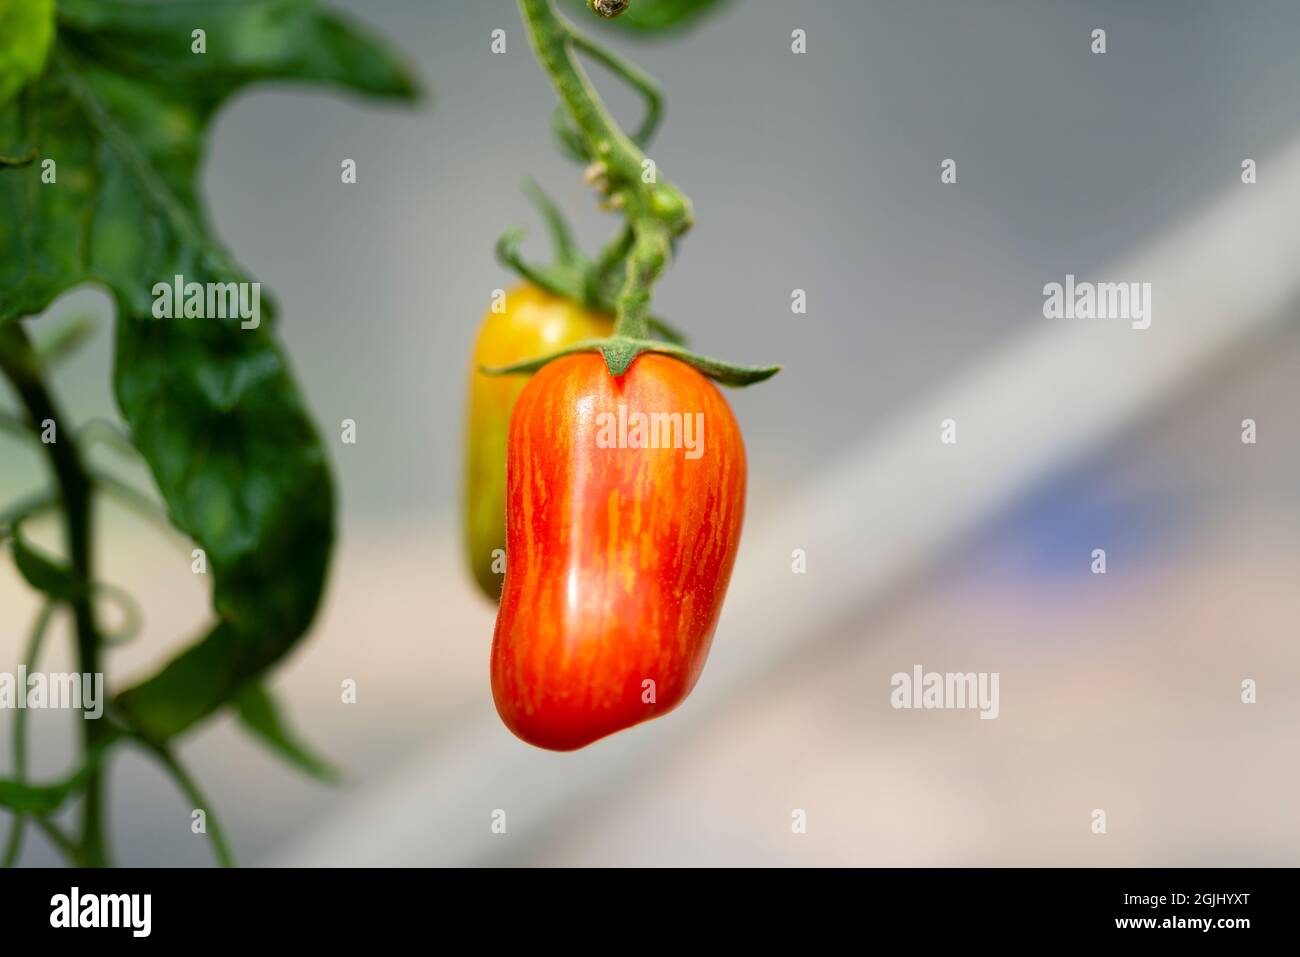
[236,683,339,783]
[0,1,418,740]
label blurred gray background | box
[2,0,1299,865]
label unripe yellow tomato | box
[463,283,612,599]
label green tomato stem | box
[566,30,662,147]
[0,325,109,866]
[519,0,692,347]
[1,601,58,867]
[132,736,236,868]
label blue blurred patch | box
[984,462,1189,579]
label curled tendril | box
[95,581,143,647]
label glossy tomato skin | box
[492,352,746,750]
[463,284,612,599]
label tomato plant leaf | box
[9,522,80,602]
[0,775,82,815]
[235,683,340,783]
[1,0,419,322]
[109,315,337,740]
[0,0,418,741]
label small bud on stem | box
[588,0,631,18]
